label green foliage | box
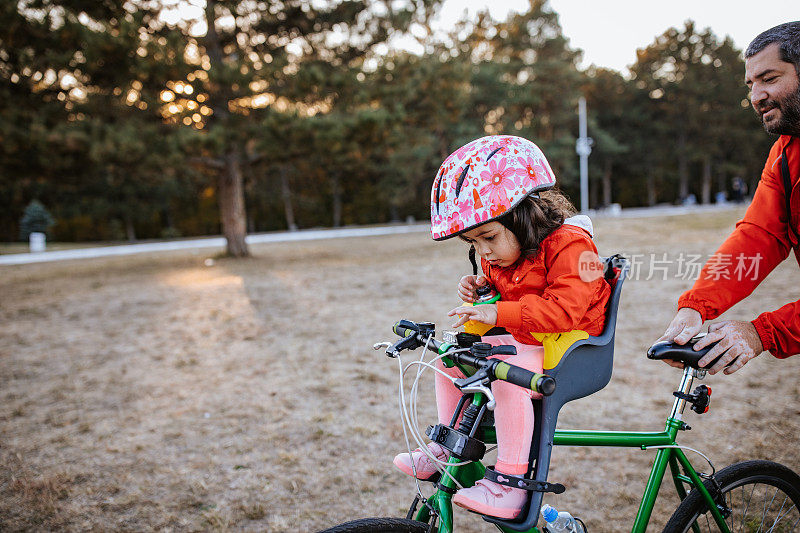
[0,3,778,242]
[19,200,54,240]
[628,22,769,203]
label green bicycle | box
[322,256,800,532]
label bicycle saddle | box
[647,337,723,369]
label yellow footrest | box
[532,330,590,370]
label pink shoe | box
[452,478,527,519]
[393,443,449,479]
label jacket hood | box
[563,214,594,238]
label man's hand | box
[457,275,488,303]
[657,308,704,369]
[659,307,704,344]
[448,304,498,329]
[693,320,764,375]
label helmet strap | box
[468,245,478,276]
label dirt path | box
[2,208,799,532]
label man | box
[659,21,800,374]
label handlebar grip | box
[490,345,517,356]
[494,362,556,396]
[393,321,416,338]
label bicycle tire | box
[318,517,431,533]
[663,459,800,532]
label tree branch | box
[189,156,225,170]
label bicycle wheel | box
[663,460,800,532]
[318,517,430,533]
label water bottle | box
[474,284,500,304]
[463,283,500,336]
[540,504,585,533]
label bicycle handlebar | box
[389,320,555,396]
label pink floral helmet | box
[430,135,557,240]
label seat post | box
[670,367,701,420]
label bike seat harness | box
[484,467,565,494]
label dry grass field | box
[2,207,800,532]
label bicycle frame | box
[411,366,730,533]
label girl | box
[393,135,611,519]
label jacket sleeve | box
[678,139,793,321]
[752,300,800,358]
[495,235,601,333]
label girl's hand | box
[457,275,488,303]
[448,304,498,329]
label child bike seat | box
[483,254,630,531]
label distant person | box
[659,21,800,373]
[731,177,747,203]
[393,135,610,519]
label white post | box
[576,97,593,213]
[29,232,46,253]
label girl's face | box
[461,221,521,268]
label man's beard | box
[756,81,800,136]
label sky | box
[434,0,798,73]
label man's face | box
[745,43,800,136]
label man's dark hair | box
[745,22,800,73]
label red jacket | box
[484,220,611,345]
[678,135,800,358]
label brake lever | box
[374,341,404,358]
[454,369,497,410]
[460,382,496,410]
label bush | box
[159,226,182,239]
[19,200,55,241]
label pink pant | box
[435,335,544,476]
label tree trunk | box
[218,149,249,257]
[748,170,759,200]
[280,166,297,231]
[602,159,612,207]
[205,0,248,256]
[331,173,342,227]
[125,212,136,242]
[163,208,174,231]
[647,171,657,206]
[437,129,450,160]
[389,203,400,223]
[677,131,689,201]
[701,156,712,204]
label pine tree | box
[19,200,55,240]
[631,21,768,203]
[180,0,441,255]
[460,1,584,193]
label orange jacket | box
[484,220,611,345]
[678,135,800,358]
